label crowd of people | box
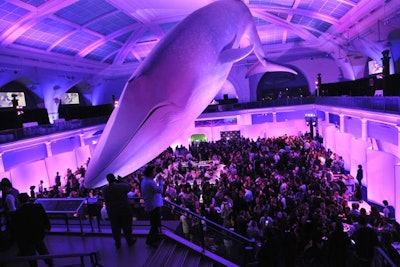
[1,133,400,266]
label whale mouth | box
[86,102,173,186]
[133,102,172,136]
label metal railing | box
[36,197,255,266]
[1,96,400,144]
[162,199,256,267]
[19,196,400,267]
[0,116,108,144]
[374,246,398,267]
[0,251,103,267]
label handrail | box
[27,196,400,267]
[163,198,256,244]
[374,246,398,267]
[0,251,104,267]
[162,198,256,266]
[2,96,400,145]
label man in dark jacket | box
[351,216,379,266]
[12,193,54,267]
[102,173,136,249]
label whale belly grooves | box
[134,103,172,136]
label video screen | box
[61,93,79,105]
[0,92,26,108]
[368,60,383,75]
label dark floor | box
[0,230,158,267]
[0,218,176,267]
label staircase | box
[142,238,225,267]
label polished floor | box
[1,231,159,267]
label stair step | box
[164,244,189,267]
[143,239,176,267]
[182,250,202,267]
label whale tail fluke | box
[245,58,298,78]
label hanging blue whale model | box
[84,0,297,188]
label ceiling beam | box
[250,6,339,26]
[113,27,148,64]
[77,24,142,58]
[252,10,319,43]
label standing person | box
[141,164,164,248]
[327,222,351,267]
[356,165,363,186]
[1,178,19,211]
[102,173,136,249]
[0,178,20,231]
[55,172,61,187]
[382,200,395,221]
[351,216,379,267]
[12,193,54,267]
[338,156,345,174]
[38,180,44,194]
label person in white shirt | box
[141,164,164,248]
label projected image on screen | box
[61,93,79,105]
[0,92,26,108]
[368,60,383,75]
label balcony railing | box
[1,96,400,144]
[35,197,256,266]
[24,196,400,267]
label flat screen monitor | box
[61,93,79,105]
[368,60,383,75]
[0,92,26,108]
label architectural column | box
[272,112,277,123]
[0,152,4,173]
[339,114,345,133]
[45,142,52,157]
[397,126,400,159]
[324,111,329,123]
[361,118,368,141]
[79,134,85,147]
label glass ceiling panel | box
[0,1,29,34]
[137,30,157,44]
[259,24,285,44]
[115,31,133,43]
[268,11,289,21]
[104,53,116,64]
[14,18,74,50]
[86,12,136,35]
[123,52,139,64]
[330,3,352,19]
[85,41,121,61]
[51,46,77,56]
[134,42,156,59]
[306,29,322,38]
[291,14,332,33]
[20,0,47,8]
[298,0,352,19]
[249,0,294,7]
[254,17,272,27]
[54,0,116,26]
[53,30,100,54]
[14,36,48,50]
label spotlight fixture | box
[304,113,317,139]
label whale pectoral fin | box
[245,58,298,78]
[219,44,255,64]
